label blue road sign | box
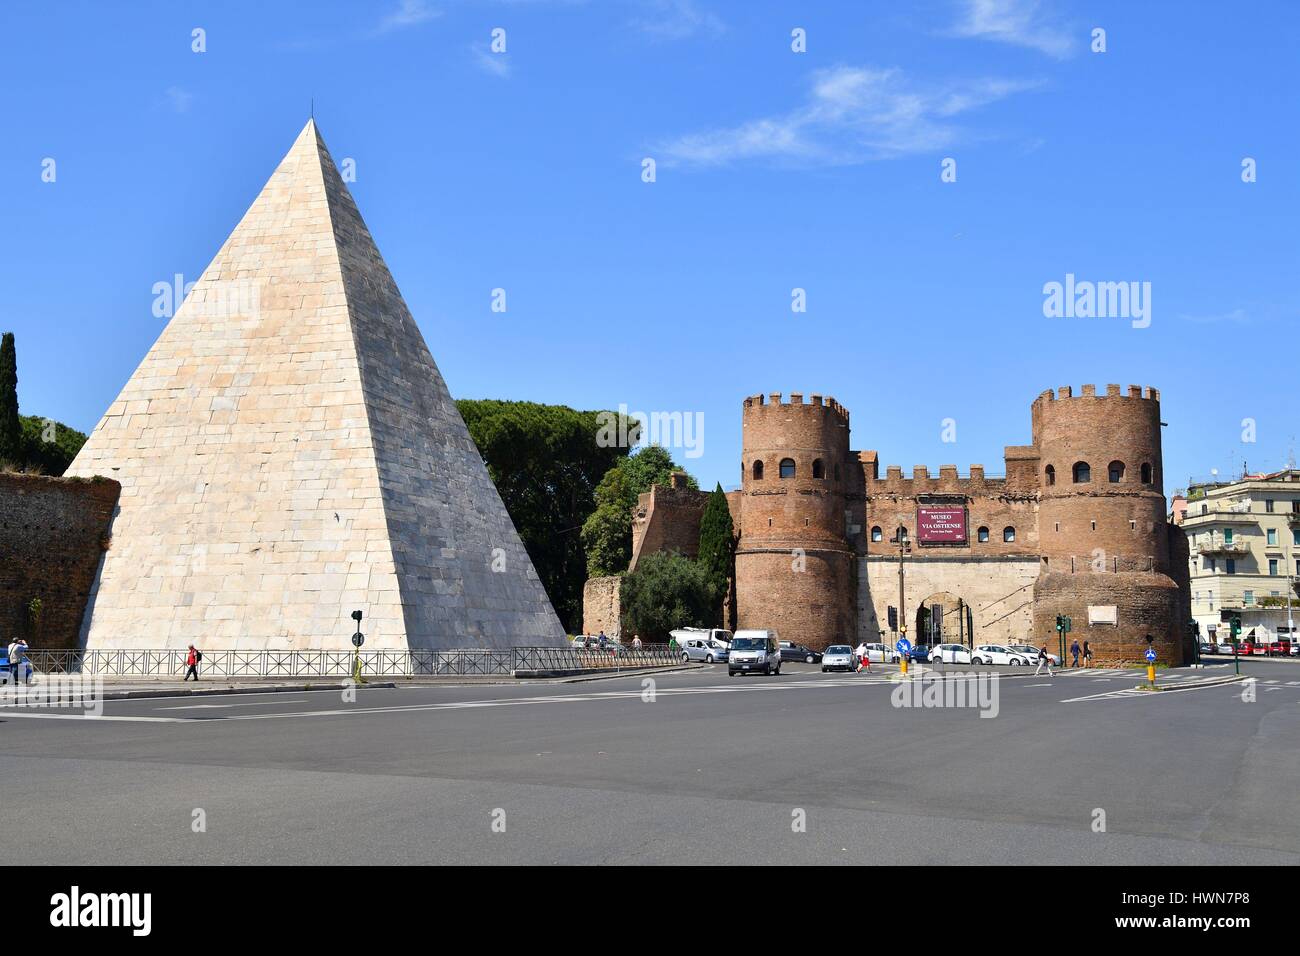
[896,638,912,655]
[1145,648,1156,663]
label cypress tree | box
[0,332,19,464]
[696,482,735,620]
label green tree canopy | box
[581,445,697,577]
[19,416,87,475]
[696,482,734,619]
[620,550,715,643]
[456,399,632,632]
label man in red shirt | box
[184,645,200,682]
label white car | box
[971,644,1032,666]
[822,645,856,672]
[860,642,901,664]
[1010,644,1060,666]
[930,643,974,664]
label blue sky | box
[2,0,1297,494]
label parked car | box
[1198,642,1215,657]
[680,639,728,663]
[821,645,856,672]
[779,641,822,664]
[908,644,931,663]
[1010,644,1060,666]
[861,642,901,664]
[728,630,781,676]
[930,643,974,664]
[0,656,33,685]
[971,644,1033,666]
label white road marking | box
[159,698,310,711]
[0,711,187,722]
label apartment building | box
[1178,470,1300,642]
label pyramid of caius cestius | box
[65,120,565,651]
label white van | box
[671,627,733,650]
[727,629,781,676]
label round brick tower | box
[735,392,854,651]
[1030,385,1185,664]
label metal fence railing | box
[22,645,683,679]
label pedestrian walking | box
[15,638,28,684]
[1070,638,1081,668]
[1083,641,1093,667]
[6,637,21,685]
[1034,643,1054,677]
[184,644,201,682]
[632,635,642,650]
[854,641,871,673]
[598,630,608,649]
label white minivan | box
[728,629,781,676]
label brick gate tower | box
[735,393,855,650]
[1030,385,1186,663]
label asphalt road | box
[1,658,1297,865]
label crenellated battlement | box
[743,391,850,425]
[1033,383,1161,406]
[866,463,1012,497]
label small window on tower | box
[1140,463,1152,484]
[1072,461,1091,483]
[812,459,825,479]
[977,526,989,543]
[779,458,796,479]
[1108,460,1125,483]
[1003,526,1016,543]
[752,460,764,481]
[1045,465,1056,486]
[871,526,882,542]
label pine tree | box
[696,482,735,621]
[0,332,20,464]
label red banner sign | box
[917,506,967,544]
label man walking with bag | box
[184,644,202,682]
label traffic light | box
[1230,614,1242,638]
[887,606,898,631]
[1055,614,1064,633]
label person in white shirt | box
[854,641,871,672]
[6,639,20,685]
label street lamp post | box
[898,531,911,673]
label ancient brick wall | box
[630,478,709,570]
[0,474,120,649]
[582,575,621,638]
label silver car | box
[680,639,728,663]
[821,645,856,672]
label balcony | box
[1183,507,1258,527]
[1195,538,1249,557]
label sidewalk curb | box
[84,681,397,701]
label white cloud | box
[656,65,1040,167]
[951,0,1074,59]
[631,0,724,40]
[375,0,441,35]
[473,43,512,78]
[1179,308,1250,325]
